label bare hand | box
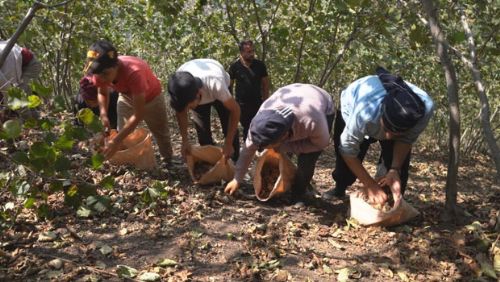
[224,179,240,195]
[363,183,387,205]
[378,169,401,199]
[101,115,111,132]
[103,138,120,159]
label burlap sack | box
[108,128,157,170]
[349,190,420,227]
[253,149,297,201]
[186,145,235,185]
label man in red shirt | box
[84,40,172,161]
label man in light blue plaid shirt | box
[323,67,434,205]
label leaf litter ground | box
[1,121,499,281]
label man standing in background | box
[228,40,270,141]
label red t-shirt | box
[93,56,161,102]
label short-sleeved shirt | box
[93,56,161,102]
[339,75,434,157]
[228,58,268,104]
[177,58,232,105]
[234,83,335,182]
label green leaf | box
[336,267,351,282]
[99,175,115,189]
[77,206,92,217]
[27,95,41,108]
[55,135,75,150]
[15,181,30,197]
[116,265,138,278]
[37,203,50,218]
[157,258,177,267]
[24,197,36,209]
[90,153,105,169]
[450,31,466,44]
[54,156,71,172]
[2,119,22,139]
[476,253,497,279]
[12,151,29,164]
[53,96,66,113]
[139,272,161,281]
[77,108,95,125]
[30,142,51,158]
[86,195,110,213]
[31,82,52,98]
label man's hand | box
[378,169,402,199]
[224,179,240,195]
[362,183,387,205]
[222,141,234,160]
[100,115,111,132]
[181,140,191,161]
[103,137,120,159]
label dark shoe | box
[322,188,346,200]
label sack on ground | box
[108,128,157,170]
[349,189,419,227]
[253,149,297,201]
[186,145,235,185]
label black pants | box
[238,102,261,141]
[290,113,335,198]
[192,100,240,161]
[331,110,411,194]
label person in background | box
[74,75,118,129]
[0,41,42,95]
[83,40,172,161]
[228,40,270,140]
[322,67,434,205]
[224,83,335,204]
[0,41,42,121]
[167,58,240,161]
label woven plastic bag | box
[253,149,297,201]
[108,128,157,170]
[349,189,420,227]
[186,145,235,185]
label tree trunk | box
[459,7,500,181]
[421,0,461,221]
[293,0,316,82]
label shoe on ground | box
[322,188,346,200]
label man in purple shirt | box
[224,83,335,204]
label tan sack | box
[349,189,420,227]
[186,145,235,185]
[108,128,157,170]
[253,149,297,201]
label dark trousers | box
[331,110,411,194]
[239,102,261,141]
[192,100,240,161]
[290,113,335,198]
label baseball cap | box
[249,107,295,149]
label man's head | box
[167,72,204,112]
[79,76,98,107]
[238,40,255,63]
[249,107,295,150]
[84,40,119,83]
[380,77,426,135]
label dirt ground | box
[1,124,499,282]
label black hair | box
[238,40,254,52]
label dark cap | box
[377,67,425,132]
[83,40,119,75]
[79,76,97,101]
[249,107,295,149]
[167,71,203,112]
